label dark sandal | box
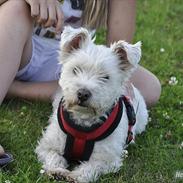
[0,153,13,167]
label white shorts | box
[15,35,62,82]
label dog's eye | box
[73,67,77,75]
[100,75,110,81]
[103,76,110,80]
[73,66,83,75]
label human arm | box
[7,80,59,102]
[107,0,136,44]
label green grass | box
[0,0,183,182]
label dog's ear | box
[60,26,90,60]
[110,41,141,71]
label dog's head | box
[58,26,141,118]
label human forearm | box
[6,80,59,102]
[107,0,136,44]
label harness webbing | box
[57,96,136,162]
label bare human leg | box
[131,66,161,107]
[0,0,33,104]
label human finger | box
[37,0,48,24]
[44,2,56,27]
[29,0,39,17]
[55,4,64,32]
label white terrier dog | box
[36,26,148,183]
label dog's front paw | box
[45,167,70,181]
[65,175,78,183]
[68,170,92,183]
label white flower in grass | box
[40,169,45,174]
[20,111,25,116]
[5,180,11,183]
[179,142,183,149]
[122,150,128,159]
[160,48,165,52]
[148,117,152,122]
[168,76,178,85]
[163,112,170,120]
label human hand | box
[25,0,64,32]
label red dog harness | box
[57,96,136,162]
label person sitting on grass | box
[0,0,161,167]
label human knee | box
[0,0,33,36]
[147,75,161,107]
[1,0,32,21]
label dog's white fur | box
[35,26,148,183]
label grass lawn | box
[0,0,183,182]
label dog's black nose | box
[77,88,91,103]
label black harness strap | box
[122,96,136,144]
[57,96,136,162]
